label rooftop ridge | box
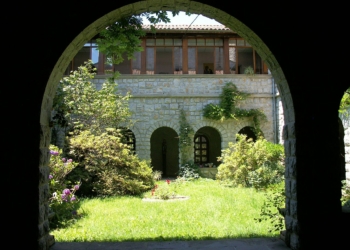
[141,24,234,32]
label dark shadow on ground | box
[50,237,290,250]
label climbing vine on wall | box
[178,109,194,165]
[203,82,267,135]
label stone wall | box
[27,0,349,249]
[340,108,350,184]
[93,74,281,163]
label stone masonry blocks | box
[40,2,294,248]
[290,233,300,250]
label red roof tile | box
[142,24,235,33]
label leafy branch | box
[95,11,189,79]
[52,60,132,135]
[339,87,350,116]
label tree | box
[50,12,192,196]
[52,60,132,136]
[96,11,190,78]
[51,62,153,197]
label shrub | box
[48,145,82,229]
[341,180,350,208]
[216,134,285,189]
[177,162,200,181]
[48,145,77,190]
[255,181,285,233]
[68,128,154,196]
[49,184,82,229]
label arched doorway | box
[194,126,221,167]
[150,127,179,177]
[36,1,297,249]
[237,126,258,142]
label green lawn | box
[51,178,279,242]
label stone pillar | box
[283,122,299,249]
[340,109,350,184]
[38,124,54,249]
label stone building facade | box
[92,73,282,176]
[59,24,284,176]
[20,2,349,249]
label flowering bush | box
[147,180,180,200]
[48,145,82,229]
[48,145,77,190]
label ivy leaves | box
[203,82,267,134]
[179,109,194,164]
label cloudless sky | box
[142,11,222,25]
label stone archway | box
[38,1,295,249]
[150,127,179,177]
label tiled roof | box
[142,24,235,33]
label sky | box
[141,11,222,25]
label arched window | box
[194,135,209,165]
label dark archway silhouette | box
[237,126,258,142]
[9,1,349,249]
[150,127,179,177]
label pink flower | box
[62,158,66,162]
[63,188,71,195]
[166,179,171,184]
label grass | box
[51,178,279,242]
